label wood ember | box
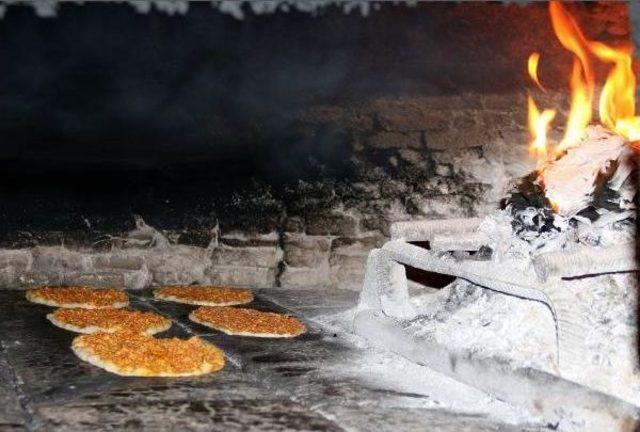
[504,172,553,212]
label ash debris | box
[498,132,637,254]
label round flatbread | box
[47,308,172,336]
[153,285,253,306]
[72,331,225,377]
[189,306,306,338]
[26,286,129,309]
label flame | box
[616,117,640,142]
[526,1,640,176]
[527,53,555,162]
[556,58,592,153]
[527,95,556,167]
[528,53,545,91]
[587,41,640,141]
[548,1,594,152]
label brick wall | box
[0,91,548,290]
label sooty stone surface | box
[36,399,343,432]
[0,289,547,431]
[0,354,26,431]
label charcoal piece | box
[509,205,560,244]
[591,185,623,212]
[575,207,600,222]
[503,173,553,213]
[470,246,493,261]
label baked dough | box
[189,306,306,338]
[47,308,171,335]
[26,286,129,309]
[72,331,225,377]
[153,285,253,306]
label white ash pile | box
[419,125,640,404]
[355,124,640,425]
[469,125,639,405]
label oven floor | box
[0,289,545,431]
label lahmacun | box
[47,308,172,335]
[189,306,306,338]
[26,286,129,309]
[153,285,253,306]
[72,331,225,377]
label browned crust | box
[153,285,253,306]
[189,306,306,338]
[47,308,172,335]
[26,286,129,309]
[72,331,225,377]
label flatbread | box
[26,286,129,309]
[72,331,225,377]
[189,306,306,338]
[47,308,172,336]
[153,285,253,306]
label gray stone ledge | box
[207,265,277,288]
[212,246,282,269]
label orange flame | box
[587,41,640,142]
[548,1,594,153]
[557,58,593,153]
[527,53,555,163]
[528,53,545,91]
[526,1,640,174]
[527,95,555,167]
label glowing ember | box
[526,2,639,211]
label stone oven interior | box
[1,1,630,290]
[0,1,639,431]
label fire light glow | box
[527,1,640,166]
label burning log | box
[537,126,635,217]
[506,125,636,234]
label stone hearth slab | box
[0,289,545,431]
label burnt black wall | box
[0,2,569,166]
[0,2,627,242]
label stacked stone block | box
[0,92,544,290]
